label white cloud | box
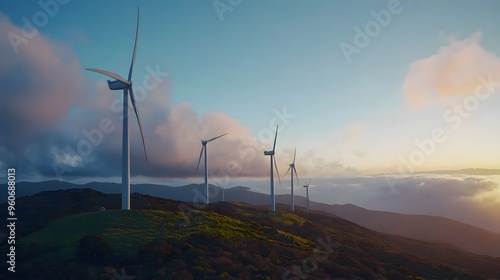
[403,31,500,108]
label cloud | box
[0,13,85,173]
[312,174,500,232]
[403,31,500,108]
[142,95,270,178]
[288,148,358,179]
[381,175,500,232]
[43,71,272,180]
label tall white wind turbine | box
[303,179,312,212]
[85,8,147,210]
[197,132,229,204]
[264,126,280,212]
[285,147,300,212]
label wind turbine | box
[303,179,312,212]
[197,132,229,204]
[85,8,147,210]
[220,186,225,202]
[285,147,300,212]
[264,126,280,212]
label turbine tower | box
[285,147,300,212]
[197,132,229,204]
[85,8,147,210]
[264,126,280,212]
[303,179,312,212]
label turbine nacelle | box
[264,150,274,156]
[196,132,229,172]
[107,79,131,90]
[304,179,312,188]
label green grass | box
[281,212,307,226]
[19,210,158,257]
[18,209,313,262]
[276,229,311,248]
[199,211,268,241]
[268,211,307,227]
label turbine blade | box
[272,126,278,152]
[197,145,204,172]
[285,166,291,176]
[293,146,296,164]
[189,128,201,141]
[128,7,140,82]
[254,142,266,152]
[86,68,130,85]
[274,156,281,186]
[308,178,312,186]
[207,132,229,143]
[129,87,147,161]
[294,167,300,186]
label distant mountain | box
[1,188,500,279]
[231,191,500,258]
[3,180,500,258]
[316,203,500,258]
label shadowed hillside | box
[321,203,500,257]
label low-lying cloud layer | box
[308,174,500,233]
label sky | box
[1,0,500,230]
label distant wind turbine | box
[85,7,146,210]
[285,147,300,212]
[264,126,280,212]
[303,179,312,212]
[197,132,229,204]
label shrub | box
[191,265,206,278]
[77,234,113,265]
[138,238,173,268]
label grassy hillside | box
[1,189,500,279]
[19,209,314,253]
[6,181,500,259]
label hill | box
[3,180,500,259]
[1,188,500,279]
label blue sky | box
[2,0,500,231]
